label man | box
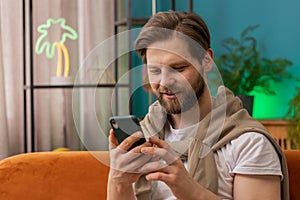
[107,11,288,200]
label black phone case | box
[109,115,146,150]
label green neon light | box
[35,18,78,59]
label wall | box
[195,0,300,119]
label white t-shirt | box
[151,127,283,200]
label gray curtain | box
[0,0,23,158]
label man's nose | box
[160,68,176,87]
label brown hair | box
[134,11,211,64]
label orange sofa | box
[284,150,300,200]
[0,151,110,200]
[0,150,299,200]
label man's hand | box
[109,129,153,183]
[107,129,154,200]
[140,136,220,200]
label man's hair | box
[134,11,211,64]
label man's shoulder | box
[227,131,271,150]
[221,132,280,167]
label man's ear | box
[142,64,152,93]
[203,48,214,73]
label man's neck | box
[169,87,212,129]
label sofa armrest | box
[284,150,300,200]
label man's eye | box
[149,68,161,74]
[174,66,186,72]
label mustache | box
[158,86,178,94]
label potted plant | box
[215,24,293,115]
[286,87,300,149]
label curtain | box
[75,0,115,151]
[32,0,115,152]
[0,0,115,158]
[0,4,9,159]
[0,0,24,158]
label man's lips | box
[161,92,178,99]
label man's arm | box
[234,174,281,200]
[107,175,136,200]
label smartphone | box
[109,115,146,150]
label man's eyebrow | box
[168,60,190,67]
[147,64,160,68]
[147,61,189,68]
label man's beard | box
[155,78,205,114]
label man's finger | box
[148,136,169,148]
[109,129,118,150]
[118,131,145,151]
[138,160,168,173]
[145,171,170,183]
[130,141,152,153]
[141,146,178,165]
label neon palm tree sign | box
[35,18,78,77]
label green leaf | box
[240,24,260,38]
[217,24,295,96]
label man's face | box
[146,40,205,114]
